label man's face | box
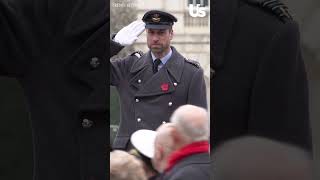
[146,28,173,54]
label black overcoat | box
[110,42,207,149]
[0,0,108,179]
[212,0,312,151]
[161,153,210,180]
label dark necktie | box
[153,59,162,73]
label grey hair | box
[170,105,209,142]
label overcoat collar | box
[130,46,185,83]
[213,0,239,69]
[129,46,185,97]
[165,46,185,83]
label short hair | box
[110,150,147,180]
[170,105,209,142]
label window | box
[188,0,208,7]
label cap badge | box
[152,14,161,22]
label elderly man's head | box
[170,104,209,146]
[152,105,209,173]
[152,123,176,173]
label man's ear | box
[169,29,174,40]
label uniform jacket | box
[212,0,312,151]
[161,153,210,180]
[110,42,207,149]
[0,0,108,179]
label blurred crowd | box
[110,104,210,180]
[109,104,313,180]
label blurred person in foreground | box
[212,136,313,180]
[212,0,312,152]
[110,150,147,180]
[152,104,210,180]
[0,0,108,179]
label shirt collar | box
[151,47,172,65]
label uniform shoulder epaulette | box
[130,51,143,58]
[243,0,293,23]
[185,58,200,68]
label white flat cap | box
[130,129,157,158]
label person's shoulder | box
[182,58,205,77]
[163,153,210,180]
[171,47,200,70]
[184,58,201,69]
[123,50,144,63]
[111,50,144,69]
[171,153,210,172]
[240,0,293,23]
[239,0,296,26]
[238,0,298,37]
[168,163,210,180]
[130,51,144,59]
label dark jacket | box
[0,0,108,179]
[162,153,210,180]
[212,0,312,151]
[110,42,207,149]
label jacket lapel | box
[130,48,185,97]
[129,52,153,89]
[135,66,175,97]
[165,47,184,83]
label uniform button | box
[173,83,178,86]
[168,102,173,106]
[137,118,141,122]
[162,121,166,124]
[138,79,142,83]
[90,57,100,68]
[82,118,93,128]
[135,98,139,103]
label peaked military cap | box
[142,10,177,29]
[129,130,157,171]
[130,129,156,158]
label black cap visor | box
[145,24,172,29]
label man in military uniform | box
[110,10,207,150]
[1,0,108,179]
[212,0,312,152]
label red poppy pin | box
[161,83,169,92]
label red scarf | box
[165,141,210,172]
